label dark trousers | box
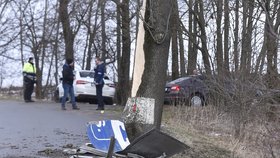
[96,84,104,109]
[24,81,34,101]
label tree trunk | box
[186,0,196,75]
[197,0,211,75]
[85,0,100,70]
[171,0,179,80]
[179,26,186,77]
[36,0,49,99]
[117,0,131,106]
[233,0,239,72]
[100,0,106,59]
[216,0,223,75]
[240,0,253,75]
[255,21,267,74]
[136,0,172,129]
[116,0,122,104]
[59,0,74,60]
[263,0,280,88]
[224,0,230,74]
[54,0,60,86]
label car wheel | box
[89,100,97,104]
[105,98,114,105]
[54,90,60,103]
[190,94,205,107]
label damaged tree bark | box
[136,0,172,129]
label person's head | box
[95,57,102,65]
[28,57,34,63]
[66,58,74,66]
[193,69,199,75]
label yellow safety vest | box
[23,62,36,74]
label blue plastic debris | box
[87,120,130,152]
[87,120,189,157]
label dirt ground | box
[0,99,122,158]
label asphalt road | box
[0,100,121,157]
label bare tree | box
[78,0,101,70]
[59,0,83,60]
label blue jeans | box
[61,83,77,108]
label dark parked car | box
[164,75,208,106]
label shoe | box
[72,107,80,110]
[96,108,104,110]
[25,100,35,103]
[61,107,67,110]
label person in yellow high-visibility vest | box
[23,57,37,102]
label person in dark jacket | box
[94,57,105,110]
[61,58,79,110]
[23,57,37,102]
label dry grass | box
[162,103,280,158]
[0,88,23,100]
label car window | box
[169,77,190,84]
[79,71,110,80]
[79,71,94,78]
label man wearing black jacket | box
[94,57,105,110]
[61,58,79,110]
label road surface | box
[0,100,121,157]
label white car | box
[54,70,115,105]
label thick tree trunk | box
[136,0,172,129]
[117,0,131,106]
[59,0,74,60]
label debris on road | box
[69,120,189,158]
